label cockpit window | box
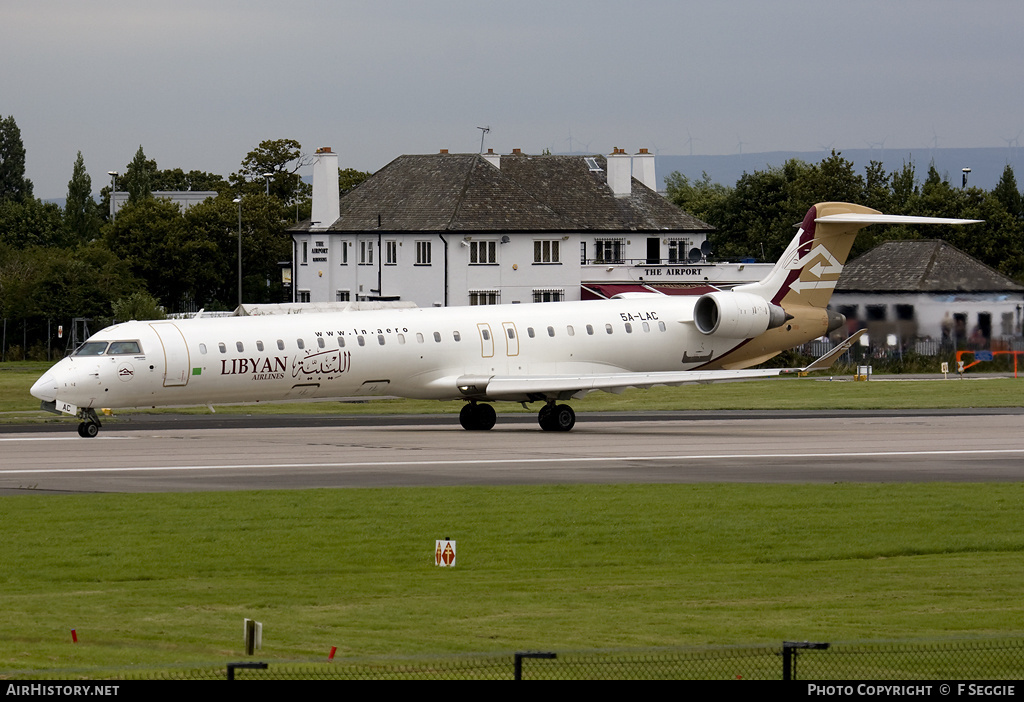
[75,341,108,356]
[74,340,142,356]
[107,341,142,355]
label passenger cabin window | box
[256,341,264,351]
[199,343,208,354]
[297,339,305,349]
[338,337,346,348]
[277,339,285,350]
[433,332,441,343]
[317,337,326,349]
[586,324,594,335]
[218,342,227,353]
[378,335,385,345]
[236,342,244,352]
[547,326,555,337]
[453,331,462,342]
[357,336,365,346]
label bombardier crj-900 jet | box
[32,203,978,437]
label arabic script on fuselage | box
[292,349,352,379]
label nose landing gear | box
[76,408,102,438]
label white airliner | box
[31,202,979,437]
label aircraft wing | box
[458,330,866,401]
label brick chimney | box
[310,147,339,229]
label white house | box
[831,239,1024,353]
[289,147,769,307]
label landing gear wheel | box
[538,403,575,432]
[459,402,496,431]
[76,408,102,438]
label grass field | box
[2,484,1024,676]
[2,362,1023,678]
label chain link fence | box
[114,638,1024,680]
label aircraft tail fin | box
[733,202,981,309]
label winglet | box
[781,329,867,374]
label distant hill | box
[654,147,1024,193]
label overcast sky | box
[4,0,1023,198]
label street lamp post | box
[263,172,273,196]
[233,197,242,309]
[962,167,972,188]
[107,171,118,222]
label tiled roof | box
[837,239,1024,293]
[293,153,710,233]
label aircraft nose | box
[30,371,58,403]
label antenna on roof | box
[477,126,490,154]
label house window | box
[866,305,887,321]
[580,242,587,264]
[470,291,499,305]
[339,241,348,265]
[895,304,915,321]
[533,289,564,303]
[359,240,374,265]
[469,240,497,265]
[667,239,693,263]
[416,241,431,265]
[301,240,308,265]
[534,240,560,264]
[337,290,351,302]
[385,240,398,265]
[297,290,311,303]
[594,239,623,264]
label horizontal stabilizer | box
[816,213,982,226]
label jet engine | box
[693,291,789,338]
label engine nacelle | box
[693,291,788,338]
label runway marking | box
[3,448,1024,475]
[0,436,128,442]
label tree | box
[122,145,156,204]
[65,151,100,243]
[112,291,166,321]
[339,168,372,196]
[0,115,33,202]
[231,138,313,202]
[992,164,1022,220]
[151,168,229,194]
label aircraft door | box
[502,322,519,356]
[477,323,494,358]
[148,322,190,387]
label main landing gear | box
[76,408,102,438]
[458,401,576,432]
[459,401,496,431]
[538,401,575,432]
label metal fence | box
[119,638,1024,680]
